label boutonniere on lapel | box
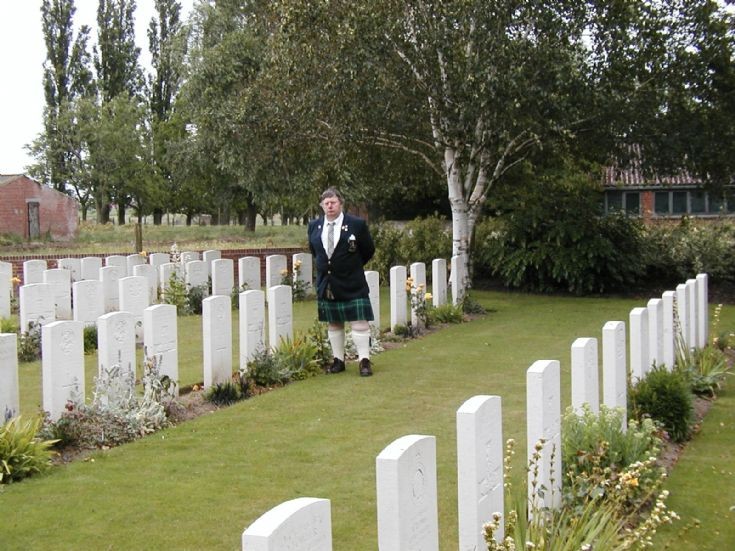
[341,225,349,232]
[348,233,357,252]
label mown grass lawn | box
[2,291,733,550]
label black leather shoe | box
[328,357,345,374]
[359,358,373,377]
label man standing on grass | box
[308,187,375,376]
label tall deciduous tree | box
[31,0,94,193]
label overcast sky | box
[0,0,193,175]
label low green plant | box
[247,348,292,387]
[162,271,189,314]
[562,405,662,512]
[428,302,464,324]
[0,317,18,333]
[231,283,249,309]
[83,325,98,354]
[205,381,242,406]
[628,365,694,443]
[187,284,208,315]
[461,294,487,315]
[306,320,331,369]
[0,415,58,484]
[685,346,732,397]
[274,333,320,381]
[17,320,42,362]
[280,259,310,302]
[392,324,411,338]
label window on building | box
[654,192,670,215]
[709,192,725,214]
[691,190,706,213]
[607,191,623,212]
[672,191,688,214]
[624,192,640,214]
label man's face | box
[321,196,343,220]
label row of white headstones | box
[0,251,469,423]
[240,274,710,551]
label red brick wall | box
[0,176,79,240]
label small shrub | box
[366,223,405,282]
[247,348,291,387]
[628,365,695,443]
[428,302,464,324]
[0,415,58,484]
[0,317,18,333]
[562,405,662,512]
[17,320,42,362]
[162,271,189,314]
[280,260,310,301]
[392,324,411,338]
[685,346,732,397]
[461,294,487,315]
[205,381,242,406]
[307,320,331,369]
[187,284,208,315]
[83,325,98,354]
[274,333,320,381]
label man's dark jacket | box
[308,213,375,300]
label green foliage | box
[682,346,732,398]
[83,325,98,354]
[461,294,487,315]
[162,271,189,314]
[562,405,662,512]
[273,333,320,381]
[1,317,18,333]
[247,348,292,387]
[17,321,42,363]
[280,260,310,302]
[187,284,208,315]
[0,416,58,484]
[205,381,242,406]
[628,365,695,444]
[428,303,464,324]
[231,283,249,309]
[306,320,331,370]
[366,223,405,283]
[475,177,646,294]
[642,219,735,286]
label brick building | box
[0,174,79,240]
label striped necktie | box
[327,222,335,256]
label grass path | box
[2,291,732,550]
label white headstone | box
[571,337,599,414]
[105,255,127,274]
[72,280,105,327]
[43,268,72,320]
[431,258,447,307]
[630,307,649,382]
[143,304,179,395]
[0,334,19,421]
[686,278,698,349]
[0,261,13,319]
[100,265,123,313]
[97,311,136,378]
[696,273,709,348]
[602,321,627,431]
[676,283,689,350]
[159,262,181,295]
[292,252,313,295]
[203,249,221,278]
[41,320,84,421]
[661,291,676,370]
[239,290,265,369]
[203,295,232,388]
[238,256,261,290]
[180,251,200,265]
[185,260,208,294]
[526,360,562,511]
[409,262,427,328]
[19,283,55,334]
[119,276,150,343]
[133,263,158,304]
[81,256,102,280]
[212,258,235,297]
[376,434,439,551]
[457,395,504,548]
[126,254,146,276]
[265,255,287,290]
[267,285,293,350]
[242,497,333,551]
[148,252,170,269]
[389,265,407,332]
[647,298,664,368]
[57,257,82,282]
[23,259,47,285]
[365,271,380,330]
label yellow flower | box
[140,251,148,257]
[425,293,433,301]
[12,276,21,284]
[280,269,288,276]
[294,260,302,267]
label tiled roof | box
[602,146,701,188]
[0,174,25,186]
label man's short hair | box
[320,187,344,203]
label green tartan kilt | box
[318,297,374,323]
